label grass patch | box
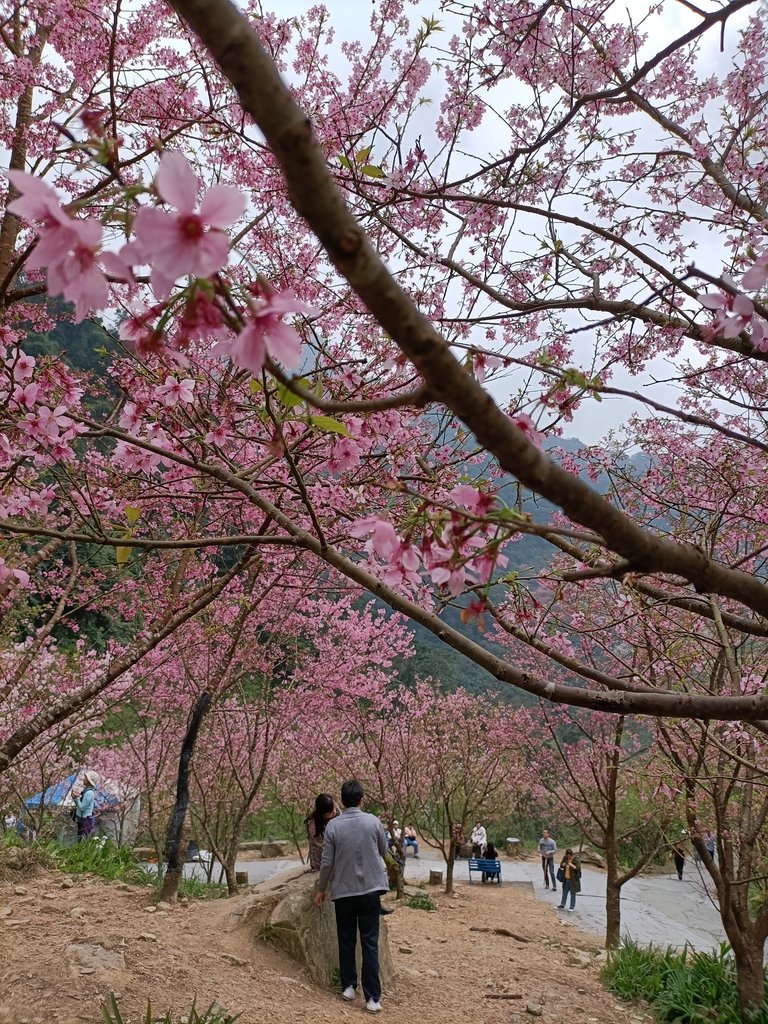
[408,891,435,911]
[176,875,228,900]
[603,940,768,1024]
[103,992,239,1024]
[48,838,156,887]
[2,836,226,900]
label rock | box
[66,943,126,972]
[578,849,606,868]
[0,907,12,918]
[69,907,87,919]
[494,928,529,942]
[402,884,425,898]
[566,950,593,968]
[155,901,172,911]
[61,879,74,889]
[526,1004,544,1017]
[263,874,394,990]
[424,969,439,978]
[260,840,292,858]
[79,968,96,975]
[398,946,413,954]
[138,933,157,942]
[145,906,157,913]
[13,886,27,896]
[220,953,247,965]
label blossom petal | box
[263,318,303,369]
[200,185,246,228]
[155,152,199,212]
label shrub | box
[408,891,435,911]
[103,993,239,1024]
[603,940,768,1024]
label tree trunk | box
[445,847,455,895]
[223,852,238,896]
[733,940,765,1013]
[605,879,622,949]
[159,692,212,903]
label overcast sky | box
[263,1,752,445]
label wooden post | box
[429,869,443,885]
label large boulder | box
[577,849,606,868]
[260,840,293,858]
[263,873,394,990]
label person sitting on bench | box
[403,824,419,857]
[482,842,498,881]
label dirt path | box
[0,868,652,1024]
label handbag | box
[556,866,564,882]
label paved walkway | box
[185,851,729,952]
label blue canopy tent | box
[22,771,140,845]
[25,773,120,813]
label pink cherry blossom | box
[216,288,317,373]
[448,483,495,515]
[8,171,131,320]
[0,558,30,588]
[700,290,755,339]
[133,152,245,292]
[510,412,545,449]
[153,376,195,407]
[11,353,36,381]
[7,171,74,232]
[741,252,768,291]
[429,563,469,596]
[205,424,229,446]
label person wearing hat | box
[73,773,97,841]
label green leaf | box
[361,164,386,179]
[276,382,304,409]
[124,505,141,525]
[115,546,132,567]
[309,415,350,436]
[248,379,262,394]
[356,146,373,164]
[338,155,352,170]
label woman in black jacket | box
[556,849,581,911]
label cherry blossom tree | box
[513,706,673,948]
[2,0,767,725]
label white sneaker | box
[366,999,382,1013]
[568,907,576,913]
[342,986,356,1001]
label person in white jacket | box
[471,822,487,857]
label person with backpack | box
[556,848,582,912]
[73,773,97,841]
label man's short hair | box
[341,779,364,808]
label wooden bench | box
[468,857,502,884]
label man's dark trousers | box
[334,891,382,1001]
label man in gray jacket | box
[313,779,389,1013]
